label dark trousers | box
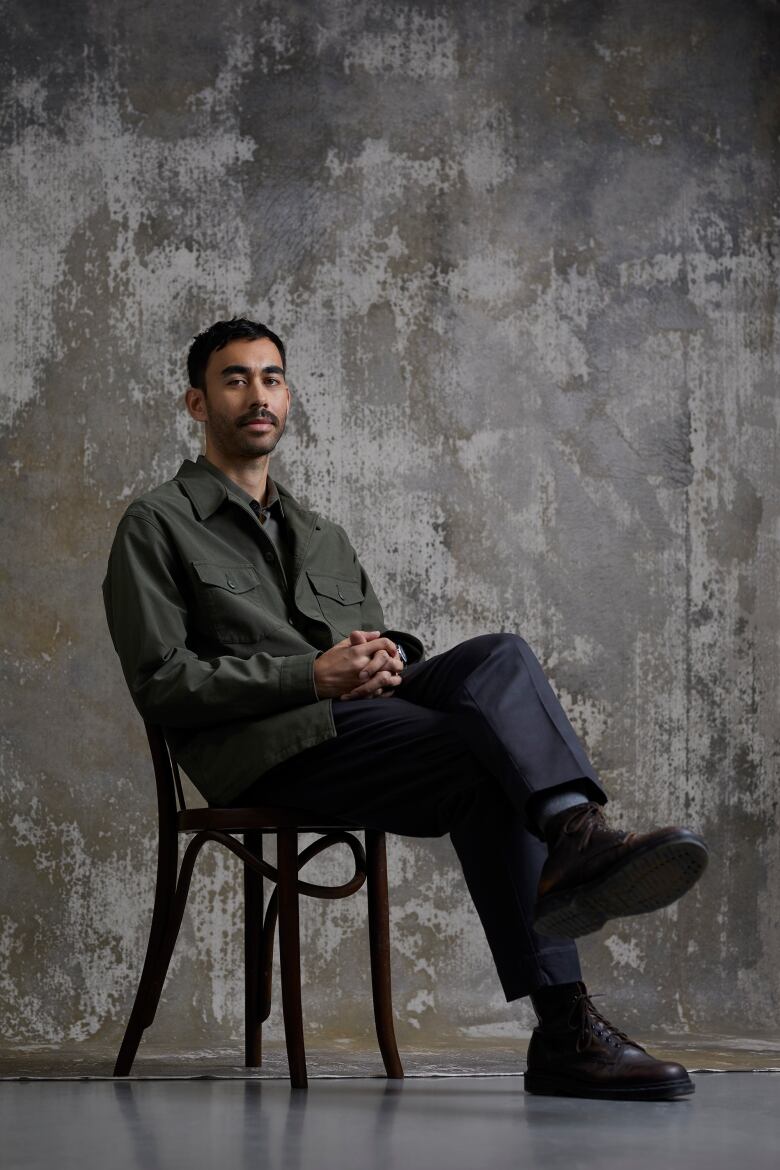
[231,633,607,1001]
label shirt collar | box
[196,454,285,519]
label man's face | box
[186,337,291,460]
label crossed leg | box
[231,633,605,998]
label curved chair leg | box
[366,831,403,1079]
[114,822,180,1076]
[260,888,278,1023]
[244,831,265,1067]
[277,828,307,1089]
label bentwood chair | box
[113,722,404,1088]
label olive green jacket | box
[101,457,425,805]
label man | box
[102,317,709,1100]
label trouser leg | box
[397,632,606,838]
[232,695,582,1000]
[448,773,583,999]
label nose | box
[247,373,271,407]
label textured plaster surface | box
[1,0,778,1063]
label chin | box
[238,437,278,457]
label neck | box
[203,444,270,504]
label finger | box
[349,639,399,672]
[350,629,380,645]
[360,636,398,659]
[344,671,402,701]
[343,675,400,701]
[357,649,391,681]
[358,651,404,681]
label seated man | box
[102,317,709,1101]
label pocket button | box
[226,577,236,589]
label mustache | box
[239,410,278,427]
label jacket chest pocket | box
[191,561,267,644]
[306,571,364,637]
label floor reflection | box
[1,1074,776,1170]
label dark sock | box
[527,784,591,838]
[530,981,584,1025]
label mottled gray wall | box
[1,0,778,1060]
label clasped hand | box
[312,629,405,701]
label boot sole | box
[533,830,709,938]
[524,1069,695,1100]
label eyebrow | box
[220,363,285,377]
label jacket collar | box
[176,456,305,519]
[174,457,232,521]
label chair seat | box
[178,806,362,833]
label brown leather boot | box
[524,982,694,1100]
[533,801,708,938]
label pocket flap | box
[306,571,364,604]
[192,561,260,594]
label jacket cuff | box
[312,651,324,700]
[381,629,425,664]
[280,650,321,705]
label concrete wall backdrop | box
[1,0,778,1060]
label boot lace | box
[560,803,635,853]
[569,989,647,1054]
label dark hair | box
[187,317,287,390]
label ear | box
[185,386,207,423]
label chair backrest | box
[144,722,188,827]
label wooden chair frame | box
[113,722,403,1088]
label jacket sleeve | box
[102,510,320,729]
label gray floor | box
[2,1073,779,1170]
